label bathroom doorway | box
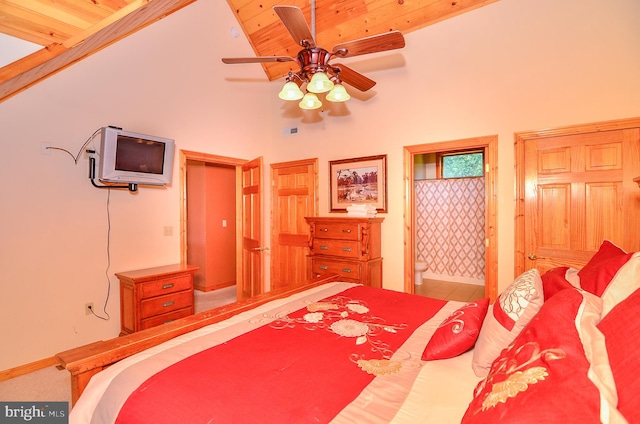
[403,136,498,301]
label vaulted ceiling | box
[0,0,497,103]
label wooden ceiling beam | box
[0,0,196,103]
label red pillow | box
[578,241,630,296]
[598,287,640,423]
[462,289,618,423]
[540,267,573,300]
[422,298,490,361]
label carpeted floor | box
[0,286,238,404]
[194,285,237,313]
[0,365,71,403]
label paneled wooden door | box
[241,157,264,299]
[270,158,318,291]
[515,118,640,275]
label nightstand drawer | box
[140,307,193,330]
[140,290,193,319]
[312,239,360,259]
[311,258,361,280]
[140,274,193,298]
[314,222,360,240]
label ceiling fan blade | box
[332,63,376,92]
[273,5,315,48]
[222,56,295,64]
[332,30,405,58]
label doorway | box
[179,150,264,304]
[403,136,498,301]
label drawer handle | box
[319,245,329,250]
[341,268,352,273]
[342,229,352,233]
[162,301,175,308]
[162,283,174,289]
[319,265,329,270]
[342,247,352,252]
[320,228,329,232]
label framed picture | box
[329,154,387,213]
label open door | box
[179,151,264,303]
[240,157,264,299]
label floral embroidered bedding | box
[69,240,640,423]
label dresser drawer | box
[140,274,193,298]
[311,258,361,280]
[140,307,193,330]
[140,290,193,319]
[312,239,360,259]
[313,222,360,241]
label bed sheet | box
[70,282,479,424]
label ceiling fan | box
[221,5,405,110]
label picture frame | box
[329,154,387,213]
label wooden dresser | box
[116,264,199,335]
[305,217,383,288]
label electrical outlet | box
[85,302,94,316]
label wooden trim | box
[0,357,59,382]
[403,135,498,301]
[57,273,341,405]
[514,117,640,277]
[0,0,197,103]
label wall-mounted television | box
[97,126,175,187]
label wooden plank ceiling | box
[0,0,497,103]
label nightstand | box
[116,264,199,335]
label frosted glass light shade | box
[307,72,334,93]
[326,84,350,102]
[299,92,322,110]
[278,81,304,100]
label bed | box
[58,241,640,423]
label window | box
[440,151,484,178]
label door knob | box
[527,253,538,260]
[252,246,270,251]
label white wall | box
[267,0,640,294]
[0,0,638,371]
[0,1,273,370]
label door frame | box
[179,150,260,296]
[514,116,640,277]
[403,135,498,301]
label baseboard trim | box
[0,357,59,382]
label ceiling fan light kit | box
[278,81,305,101]
[299,92,323,110]
[222,5,405,112]
[307,72,334,93]
[325,83,350,103]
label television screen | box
[97,127,175,186]
[115,135,166,175]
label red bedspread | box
[115,286,447,423]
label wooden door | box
[515,118,640,275]
[270,159,318,291]
[240,157,263,299]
